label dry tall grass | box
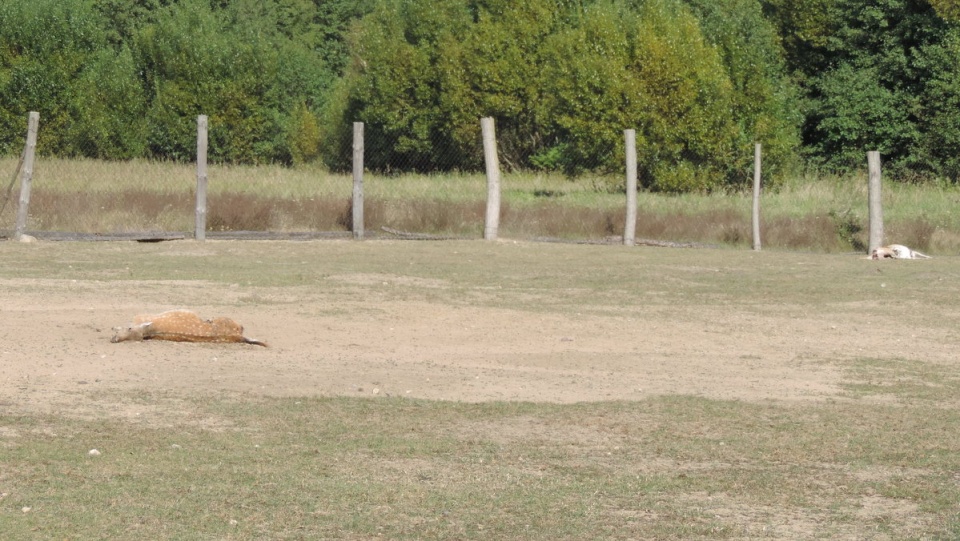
[2,156,958,253]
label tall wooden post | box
[14,112,39,241]
[623,129,637,246]
[195,115,208,241]
[481,117,501,241]
[752,143,762,251]
[867,151,883,254]
[352,122,364,240]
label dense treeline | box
[0,0,957,190]
[0,0,369,165]
[766,0,960,182]
[325,0,799,192]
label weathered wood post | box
[195,115,208,241]
[481,117,501,241]
[352,122,364,240]
[623,129,637,246]
[867,151,883,254]
[14,111,39,241]
[752,143,762,251]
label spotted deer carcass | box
[871,244,931,260]
[111,309,268,347]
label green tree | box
[540,0,743,191]
[800,0,960,180]
[93,0,173,44]
[682,0,801,184]
[916,30,960,180]
[759,0,837,77]
[927,0,960,21]
[326,0,601,172]
[0,0,122,156]
[0,0,367,164]
[325,0,478,171]
[134,0,334,164]
[68,46,149,159]
[331,0,800,191]
[287,101,322,165]
[629,0,743,191]
[538,3,641,176]
[440,0,565,170]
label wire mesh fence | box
[1,112,761,245]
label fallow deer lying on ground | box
[871,244,932,260]
[111,309,268,346]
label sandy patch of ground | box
[1,273,952,415]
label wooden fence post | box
[195,115,208,241]
[482,117,501,241]
[14,112,39,241]
[867,151,883,254]
[352,122,364,240]
[623,129,637,246]
[752,143,762,251]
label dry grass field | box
[1,237,959,539]
[5,156,960,253]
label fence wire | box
[2,114,759,244]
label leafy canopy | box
[330,0,799,191]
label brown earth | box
[1,240,955,415]
[3,240,958,539]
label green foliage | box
[538,0,744,191]
[330,0,795,191]
[808,63,917,173]
[0,0,364,165]
[0,0,956,190]
[68,46,149,159]
[286,102,322,165]
[326,0,498,172]
[0,0,112,155]
[538,3,637,176]
[916,29,960,181]
[328,0,570,172]
[334,0,439,170]
[682,0,801,186]
[93,0,171,44]
[136,1,227,161]
[928,0,960,21]
[787,0,960,182]
[136,1,342,163]
[625,0,743,191]
[443,1,563,170]
[759,0,837,76]
[828,208,866,252]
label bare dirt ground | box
[3,240,960,539]
[2,240,956,415]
